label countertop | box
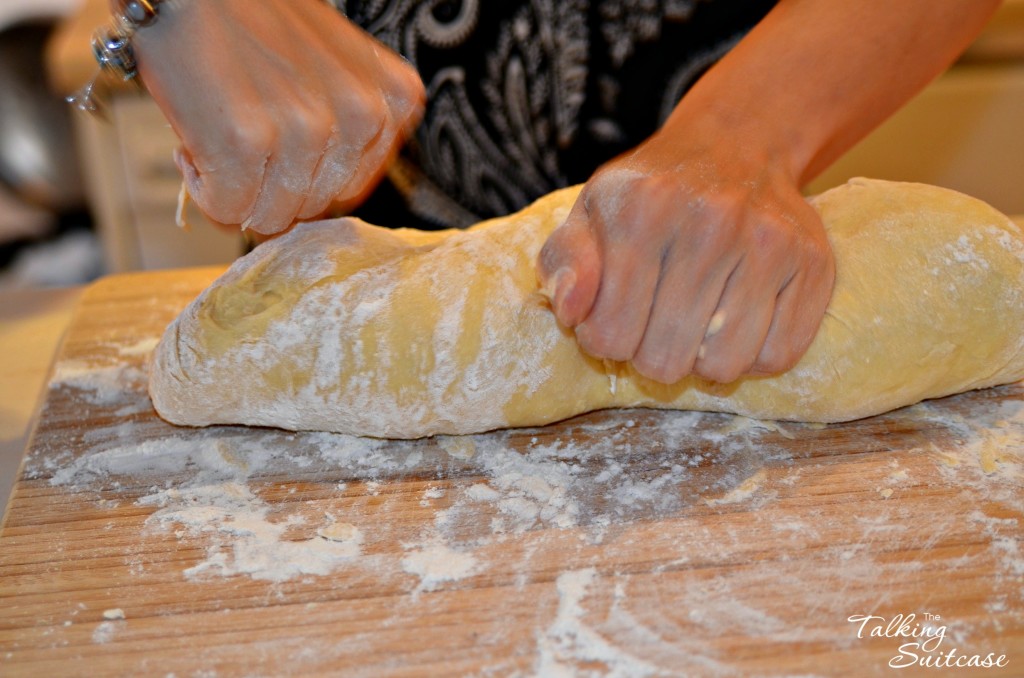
[0,287,81,522]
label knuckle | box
[688,209,738,250]
[226,119,275,158]
[396,63,426,103]
[697,189,740,223]
[289,105,333,147]
[800,232,831,263]
[347,95,387,144]
[750,219,792,255]
[631,173,675,204]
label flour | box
[419,485,446,507]
[46,397,790,589]
[536,568,659,678]
[49,361,146,407]
[318,521,362,543]
[142,480,363,582]
[465,482,500,502]
[117,337,161,357]
[400,542,478,591]
[704,468,768,506]
[945,233,990,269]
[91,621,117,644]
[33,328,1024,671]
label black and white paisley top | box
[337,0,778,228]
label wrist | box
[70,0,186,113]
[649,99,805,191]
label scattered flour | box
[33,341,1024,673]
[705,468,768,506]
[437,435,477,460]
[317,521,362,543]
[401,542,478,590]
[536,569,659,677]
[117,337,160,357]
[139,476,363,583]
[49,361,146,407]
[92,621,117,644]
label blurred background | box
[1,0,244,291]
[0,0,1021,288]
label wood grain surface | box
[1,268,1022,677]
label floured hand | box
[537,134,835,385]
[132,0,424,235]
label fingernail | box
[539,266,572,301]
[553,267,577,311]
[172,147,192,178]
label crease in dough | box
[150,179,1024,438]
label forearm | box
[661,0,1002,185]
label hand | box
[133,0,425,234]
[537,132,835,384]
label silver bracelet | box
[67,1,166,115]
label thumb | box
[173,147,210,219]
[536,197,601,328]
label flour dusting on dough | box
[150,180,1024,438]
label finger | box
[321,76,422,214]
[631,238,737,383]
[331,115,392,208]
[296,130,359,220]
[691,258,783,383]
[243,161,309,235]
[274,8,387,219]
[391,61,427,135]
[573,214,668,363]
[243,100,331,235]
[752,265,833,375]
[536,199,601,328]
[174,146,264,227]
[137,10,271,226]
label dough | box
[150,179,1024,438]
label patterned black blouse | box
[336,0,778,228]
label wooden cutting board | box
[1,268,1022,677]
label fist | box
[135,0,425,234]
[537,142,835,384]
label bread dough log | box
[150,179,1024,438]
